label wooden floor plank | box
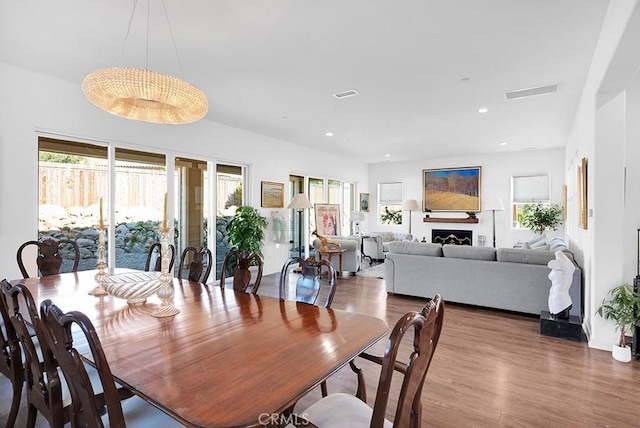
[2,270,638,427]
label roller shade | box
[379,182,403,204]
[512,175,550,203]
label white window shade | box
[379,182,403,204]
[512,175,550,203]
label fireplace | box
[432,229,472,246]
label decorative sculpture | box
[311,230,341,252]
[547,250,575,320]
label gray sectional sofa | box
[384,241,582,316]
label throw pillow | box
[528,233,547,247]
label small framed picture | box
[261,181,284,208]
[360,193,370,212]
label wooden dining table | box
[12,269,389,428]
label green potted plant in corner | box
[596,283,640,362]
[226,205,268,257]
[519,203,563,234]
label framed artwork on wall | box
[422,166,481,212]
[314,203,341,236]
[261,181,284,208]
[578,157,588,229]
[359,193,370,212]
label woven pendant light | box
[82,1,208,125]
[83,67,208,124]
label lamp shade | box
[350,211,365,222]
[287,193,312,210]
[484,197,505,211]
[402,199,419,211]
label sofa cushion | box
[442,245,496,261]
[496,248,557,265]
[381,232,395,242]
[388,241,443,257]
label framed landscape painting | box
[261,181,284,208]
[422,166,481,212]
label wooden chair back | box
[0,279,24,427]
[1,280,65,427]
[39,300,129,427]
[145,242,176,272]
[352,294,445,428]
[219,250,263,294]
[179,246,213,283]
[279,257,337,308]
[17,238,80,278]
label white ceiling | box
[0,0,609,164]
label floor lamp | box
[484,198,505,248]
[288,193,312,259]
[402,199,419,235]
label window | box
[511,175,550,228]
[308,177,324,233]
[378,182,403,225]
[38,138,108,272]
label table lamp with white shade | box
[484,197,505,248]
[350,211,365,235]
[288,193,313,259]
[402,199,419,235]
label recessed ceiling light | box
[478,107,489,114]
[325,132,334,137]
[499,142,507,146]
[384,154,391,158]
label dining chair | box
[16,238,80,278]
[294,294,445,428]
[0,280,24,428]
[39,299,184,427]
[219,250,263,294]
[1,280,133,428]
[178,246,213,283]
[279,256,337,398]
[278,257,337,309]
[144,242,176,272]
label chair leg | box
[26,403,38,428]
[6,382,22,428]
[320,380,328,397]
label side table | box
[317,248,346,277]
[360,235,373,266]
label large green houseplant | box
[520,203,563,234]
[596,283,640,362]
[226,206,268,256]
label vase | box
[612,344,632,362]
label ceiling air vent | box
[505,84,558,100]
[333,89,359,99]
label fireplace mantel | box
[423,217,478,224]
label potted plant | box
[520,203,563,234]
[596,283,640,362]
[226,206,268,257]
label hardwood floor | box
[2,271,639,427]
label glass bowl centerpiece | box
[101,271,164,304]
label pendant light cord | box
[121,0,184,78]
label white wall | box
[0,62,370,279]
[368,149,566,247]
[564,0,640,350]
